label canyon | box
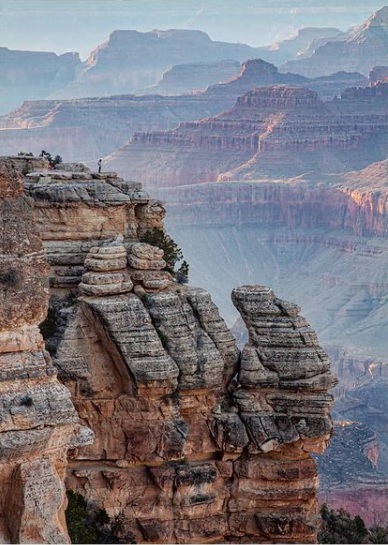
[105,81,388,186]
[0,156,338,543]
[0,4,387,539]
[0,59,368,163]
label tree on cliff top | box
[318,504,388,544]
[140,228,189,283]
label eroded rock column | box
[0,160,92,543]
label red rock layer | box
[106,82,388,187]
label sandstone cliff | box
[15,161,337,543]
[0,158,92,543]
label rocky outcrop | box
[79,237,133,296]
[282,6,388,77]
[23,163,158,293]
[0,158,92,543]
[61,282,336,544]
[128,242,173,292]
[0,48,80,115]
[106,82,388,186]
[15,161,337,543]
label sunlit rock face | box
[61,282,335,544]
[0,158,91,544]
[17,160,337,543]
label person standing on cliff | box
[98,159,102,173]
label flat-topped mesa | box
[236,85,321,109]
[0,158,92,544]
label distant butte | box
[105,81,388,187]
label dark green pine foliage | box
[139,228,189,282]
[65,490,125,544]
[318,504,382,544]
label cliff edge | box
[1,158,337,543]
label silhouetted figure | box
[98,159,102,173]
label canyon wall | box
[281,6,388,77]
[0,59,369,163]
[106,82,388,186]
[13,160,337,543]
[0,158,92,543]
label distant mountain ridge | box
[282,6,388,76]
[0,17,373,114]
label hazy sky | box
[0,0,384,59]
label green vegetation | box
[319,504,388,544]
[39,150,63,167]
[65,490,128,544]
[139,228,189,283]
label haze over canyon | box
[0,2,388,542]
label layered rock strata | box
[128,242,173,292]
[60,282,336,543]
[0,159,92,543]
[22,162,161,294]
[0,59,368,162]
[79,237,133,297]
[16,161,336,543]
[106,81,388,186]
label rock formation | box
[0,58,368,162]
[12,160,337,543]
[135,60,241,96]
[282,6,388,77]
[61,281,336,543]
[0,158,92,543]
[105,81,388,186]
[49,29,259,100]
[79,237,133,297]
[0,48,80,115]
[151,158,388,525]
